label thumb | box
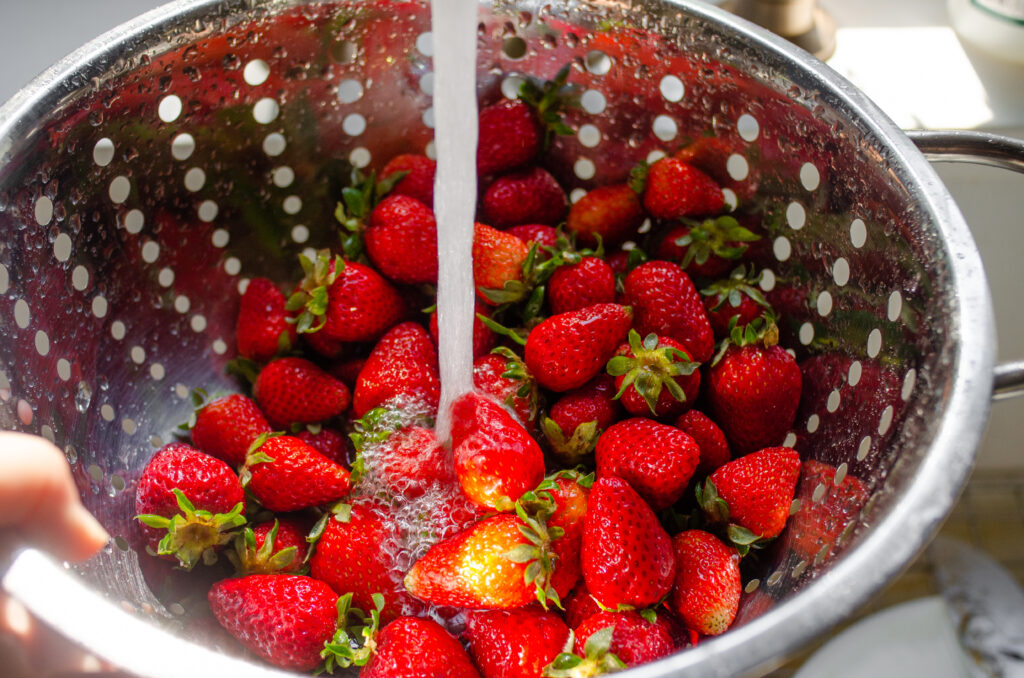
[0,432,109,563]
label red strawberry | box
[381,153,436,207]
[573,610,675,667]
[236,277,296,362]
[208,574,338,671]
[472,350,538,431]
[623,261,714,364]
[430,301,496,359]
[542,375,622,465]
[707,321,801,455]
[670,530,741,636]
[474,222,531,304]
[607,331,701,418]
[363,616,481,678]
[309,499,415,622]
[243,434,351,512]
[477,99,541,177]
[135,443,246,569]
[786,460,869,562]
[506,223,559,253]
[525,303,632,392]
[640,158,724,219]
[191,394,271,467]
[482,166,568,228]
[701,446,801,541]
[292,254,406,344]
[254,357,351,429]
[595,418,699,511]
[700,266,772,338]
[329,355,368,388]
[566,184,645,247]
[231,518,310,575]
[377,425,454,499]
[675,410,731,475]
[655,217,760,280]
[548,256,616,315]
[353,321,441,418]
[296,426,349,466]
[521,473,590,600]
[365,195,438,284]
[404,512,568,609]
[581,477,675,608]
[564,580,603,629]
[466,607,570,678]
[451,391,545,511]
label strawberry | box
[638,158,724,219]
[477,99,542,177]
[506,223,559,253]
[700,266,772,338]
[208,574,339,671]
[481,166,568,228]
[548,256,616,315]
[706,318,801,455]
[403,511,568,609]
[376,424,454,499]
[670,529,741,636]
[656,217,760,279]
[606,330,701,418]
[242,434,351,512]
[362,616,481,678]
[430,301,496,359]
[381,153,436,207]
[472,350,538,431]
[675,410,731,476]
[542,375,622,465]
[191,394,271,467]
[450,391,545,511]
[365,194,438,284]
[254,357,351,429]
[229,518,309,575]
[573,610,675,667]
[674,135,753,202]
[542,626,625,677]
[565,184,645,247]
[289,252,406,343]
[353,321,441,419]
[309,499,414,622]
[581,477,675,608]
[474,222,531,304]
[564,580,603,629]
[786,460,869,562]
[466,607,570,678]
[135,443,245,569]
[521,472,591,599]
[236,277,296,362]
[595,418,699,511]
[623,261,714,364]
[329,355,368,388]
[524,303,632,392]
[296,426,349,466]
[699,446,801,544]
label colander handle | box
[908,130,1024,401]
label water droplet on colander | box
[75,381,92,413]
[222,53,241,70]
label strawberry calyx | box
[627,161,649,195]
[504,498,567,610]
[710,312,780,366]
[305,502,352,565]
[606,329,700,415]
[320,591,385,672]
[335,168,409,261]
[674,216,760,269]
[227,519,300,575]
[286,250,345,334]
[238,431,282,486]
[491,346,539,423]
[695,478,772,557]
[700,265,771,313]
[519,63,580,149]
[542,628,626,678]
[137,489,246,570]
[541,416,600,466]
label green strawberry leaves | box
[227,519,300,576]
[137,489,246,570]
[320,592,385,672]
[701,265,771,312]
[519,64,580,149]
[541,416,600,466]
[542,627,626,677]
[606,329,700,415]
[288,250,345,334]
[676,215,761,268]
[696,478,774,557]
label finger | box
[0,433,109,563]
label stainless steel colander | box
[1,1,1023,676]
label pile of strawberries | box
[134,68,865,676]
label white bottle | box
[948,0,1024,64]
